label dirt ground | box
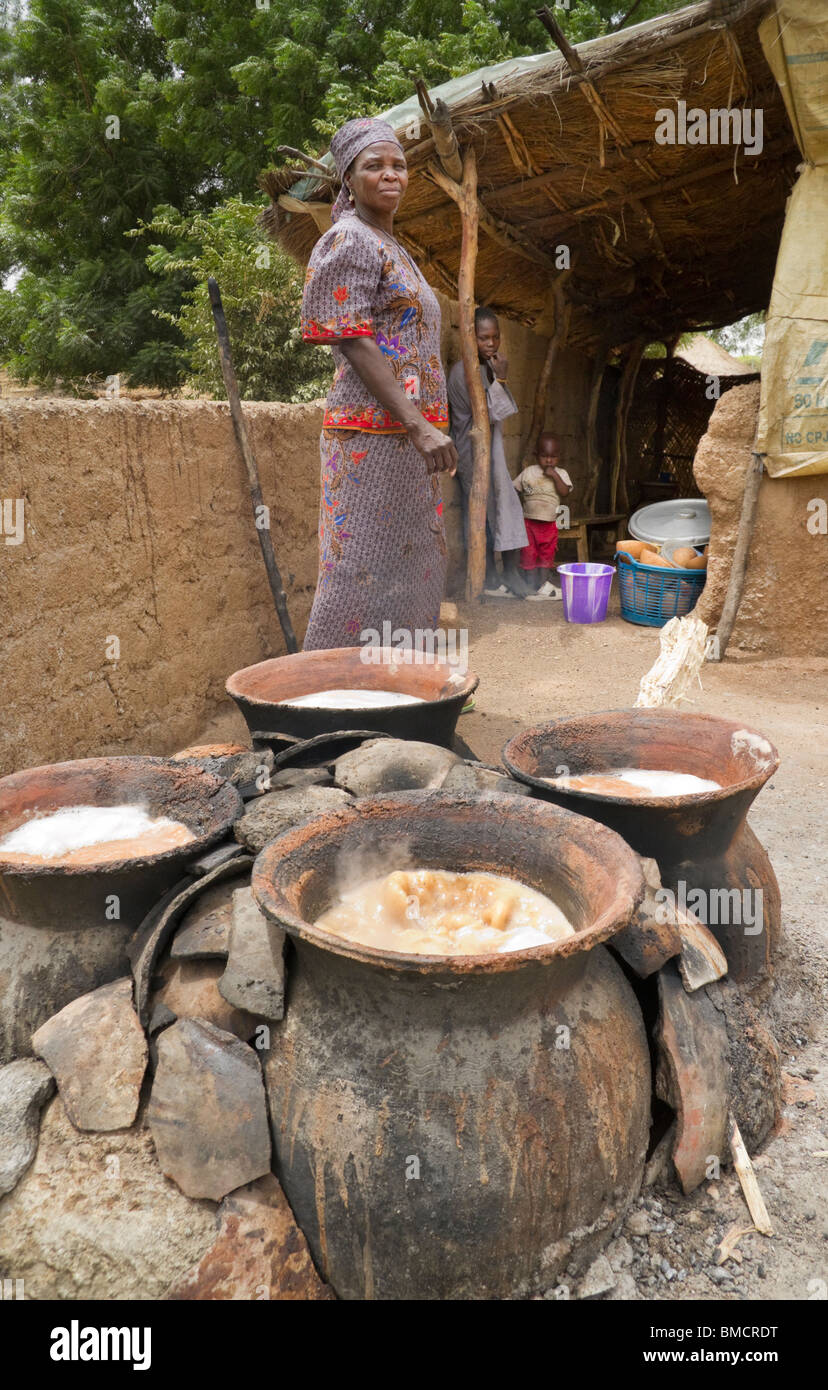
[202,587,827,1304]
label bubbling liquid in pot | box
[279,689,424,710]
[543,768,721,798]
[315,868,575,956]
[0,804,196,867]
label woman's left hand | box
[490,352,509,380]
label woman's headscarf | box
[329,117,405,224]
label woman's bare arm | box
[339,338,457,474]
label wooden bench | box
[557,513,627,562]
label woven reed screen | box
[626,358,759,504]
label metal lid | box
[628,498,711,547]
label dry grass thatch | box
[259,0,797,352]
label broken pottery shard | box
[655,962,730,1194]
[233,786,352,854]
[172,749,275,791]
[611,867,681,979]
[675,906,728,991]
[166,1172,335,1301]
[270,765,334,791]
[333,738,461,796]
[218,887,285,1020]
[708,977,781,1153]
[32,978,147,1133]
[189,842,249,877]
[150,957,258,1042]
[638,856,662,892]
[148,1002,177,1035]
[147,1018,271,1202]
[171,879,236,961]
[441,761,531,797]
[218,749,275,790]
[129,856,253,1025]
[0,1058,55,1196]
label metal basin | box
[226,647,477,748]
[253,791,651,1300]
[0,757,241,1061]
[502,709,781,982]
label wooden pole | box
[426,161,562,274]
[652,337,676,481]
[610,336,646,513]
[436,147,490,601]
[207,277,299,654]
[429,99,463,182]
[458,151,491,601]
[275,146,332,176]
[583,337,611,514]
[522,279,571,466]
[709,453,763,662]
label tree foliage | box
[130,198,332,400]
[0,0,687,394]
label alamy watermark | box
[655,880,764,936]
[360,621,469,674]
[655,101,763,157]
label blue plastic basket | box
[616,550,706,627]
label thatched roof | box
[260,0,797,352]
[676,332,758,375]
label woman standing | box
[300,118,457,651]
[447,307,529,598]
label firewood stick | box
[729,1118,773,1235]
[207,277,299,655]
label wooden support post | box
[653,338,676,480]
[429,99,463,182]
[459,152,490,601]
[416,81,463,182]
[522,278,571,466]
[436,148,490,601]
[427,162,562,273]
[583,338,611,514]
[610,336,646,513]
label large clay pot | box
[253,792,651,1300]
[503,710,781,984]
[0,757,241,1061]
[226,647,478,748]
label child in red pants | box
[512,433,573,599]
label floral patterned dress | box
[300,217,448,650]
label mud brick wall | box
[0,399,323,775]
[0,312,592,774]
[695,382,828,657]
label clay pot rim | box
[0,756,242,878]
[226,647,479,711]
[252,790,645,976]
[502,709,780,810]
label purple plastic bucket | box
[557,563,614,624]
